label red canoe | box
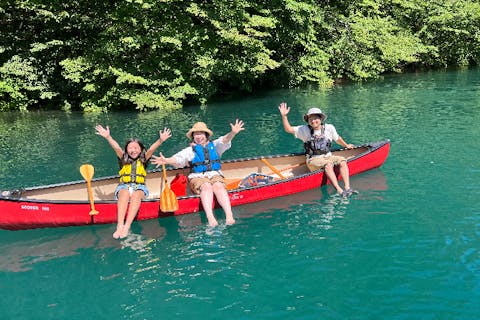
[0,140,390,230]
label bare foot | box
[113,226,123,239]
[207,218,219,227]
[118,226,130,239]
[226,218,236,225]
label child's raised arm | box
[145,128,172,159]
[95,125,124,159]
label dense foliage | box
[1,0,479,112]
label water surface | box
[0,69,479,319]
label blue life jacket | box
[304,125,331,156]
[191,142,221,173]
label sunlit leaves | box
[420,1,480,66]
[2,0,480,111]
[0,55,56,111]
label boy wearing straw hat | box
[152,120,244,227]
[278,102,356,197]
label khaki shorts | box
[307,155,346,172]
[189,175,225,194]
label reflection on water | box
[0,220,166,272]
[120,234,156,253]
[2,69,480,319]
[0,169,387,273]
[118,169,390,306]
[235,168,387,218]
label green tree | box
[61,0,280,112]
[1,0,479,112]
[419,1,480,66]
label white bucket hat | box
[303,107,327,122]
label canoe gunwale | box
[223,139,390,193]
[0,139,390,203]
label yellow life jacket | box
[119,159,147,184]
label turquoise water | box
[1,69,480,319]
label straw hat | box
[303,107,327,122]
[186,122,213,139]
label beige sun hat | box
[303,107,327,122]
[186,122,213,139]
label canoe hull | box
[0,140,390,230]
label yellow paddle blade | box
[80,164,95,182]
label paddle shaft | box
[86,180,99,215]
[261,158,286,179]
[162,163,167,183]
[264,162,304,176]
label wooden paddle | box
[79,164,99,216]
[160,164,179,212]
[261,158,286,179]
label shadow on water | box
[0,220,167,272]
[233,168,387,218]
[0,169,387,272]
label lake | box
[0,68,479,319]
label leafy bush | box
[1,0,479,111]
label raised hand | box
[159,127,172,143]
[278,102,290,116]
[151,152,167,168]
[95,124,110,138]
[230,119,245,134]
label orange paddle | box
[79,164,99,216]
[160,164,179,212]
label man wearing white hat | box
[278,102,356,197]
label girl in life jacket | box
[118,141,148,184]
[95,124,172,239]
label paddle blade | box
[160,185,179,212]
[80,164,95,181]
[160,163,178,212]
[226,179,241,190]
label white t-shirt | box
[172,136,231,178]
[293,124,339,157]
